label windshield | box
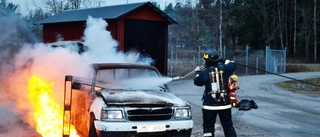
[96,68,171,90]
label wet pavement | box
[167,72,320,137]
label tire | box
[89,114,98,137]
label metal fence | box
[265,46,287,74]
[168,45,286,77]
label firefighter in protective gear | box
[194,49,237,137]
[228,75,240,107]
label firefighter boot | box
[203,133,213,137]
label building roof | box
[38,2,176,24]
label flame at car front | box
[28,75,79,137]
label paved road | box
[167,72,320,137]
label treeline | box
[1,0,319,62]
[165,0,319,62]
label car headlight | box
[174,108,192,119]
[101,110,124,121]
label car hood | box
[100,89,188,107]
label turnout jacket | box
[194,60,237,110]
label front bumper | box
[94,120,193,136]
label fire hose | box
[235,63,320,87]
[171,62,320,88]
[172,65,204,80]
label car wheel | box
[89,114,98,137]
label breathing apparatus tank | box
[209,65,227,102]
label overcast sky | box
[7,0,179,15]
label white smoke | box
[82,16,153,64]
[0,15,154,136]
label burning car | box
[64,63,193,137]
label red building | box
[38,2,176,75]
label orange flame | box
[28,75,79,137]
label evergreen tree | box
[0,0,19,16]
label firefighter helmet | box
[230,75,238,82]
[203,49,220,63]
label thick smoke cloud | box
[0,15,153,136]
[0,15,37,79]
[0,15,39,137]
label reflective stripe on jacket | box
[202,104,232,110]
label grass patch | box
[275,78,320,94]
[286,64,320,72]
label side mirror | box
[95,91,108,105]
[95,91,103,97]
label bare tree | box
[198,0,218,49]
[301,12,310,60]
[45,0,63,14]
[277,0,284,49]
[68,0,81,9]
[313,0,317,62]
[218,0,223,54]
[82,0,106,8]
[294,0,297,56]
[37,0,105,15]
[245,0,273,47]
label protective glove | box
[219,58,226,63]
[225,59,234,64]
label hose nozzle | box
[172,76,181,81]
